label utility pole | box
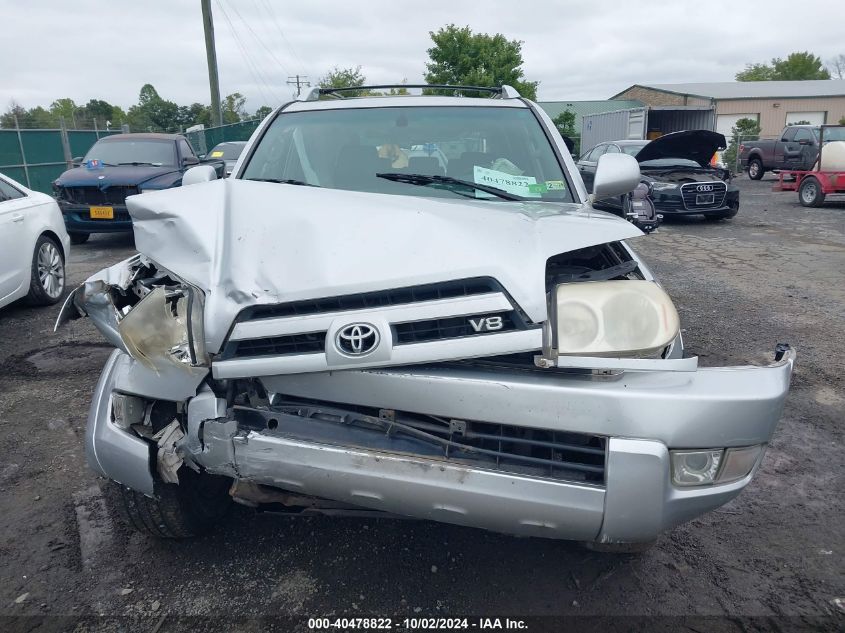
[287,75,310,97]
[201,0,223,127]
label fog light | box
[671,449,723,486]
[719,445,764,483]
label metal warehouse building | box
[611,80,845,139]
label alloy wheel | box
[37,241,65,299]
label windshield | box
[241,106,574,202]
[208,142,246,160]
[83,139,176,166]
[621,144,647,156]
[821,127,845,142]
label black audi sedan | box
[577,130,739,221]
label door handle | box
[11,213,24,223]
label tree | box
[254,105,273,120]
[736,51,831,81]
[839,115,845,126]
[424,25,538,100]
[0,102,32,128]
[50,98,79,126]
[829,54,845,79]
[735,63,773,82]
[318,66,368,97]
[552,109,578,155]
[221,92,246,124]
[722,118,761,171]
[128,84,181,131]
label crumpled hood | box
[54,165,181,188]
[128,179,642,353]
[636,130,727,167]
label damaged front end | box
[63,237,795,544]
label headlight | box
[650,182,678,191]
[118,284,207,371]
[553,280,680,356]
[671,445,764,487]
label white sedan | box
[0,172,70,309]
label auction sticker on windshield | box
[473,166,541,197]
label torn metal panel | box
[153,420,184,484]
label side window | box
[587,145,606,162]
[178,139,195,159]
[604,145,621,154]
[781,127,797,142]
[0,178,26,202]
[793,129,813,143]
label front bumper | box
[653,189,740,217]
[58,201,133,234]
[87,348,794,542]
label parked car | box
[53,133,222,244]
[205,141,247,176]
[0,172,69,309]
[57,85,793,551]
[740,125,845,179]
[578,131,739,221]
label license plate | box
[89,206,114,219]
[696,194,715,205]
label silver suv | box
[58,85,794,550]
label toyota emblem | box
[696,184,714,192]
[335,323,379,356]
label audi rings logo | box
[335,323,380,356]
[696,184,714,192]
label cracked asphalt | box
[0,177,842,632]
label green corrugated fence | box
[1,119,263,194]
[0,126,120,194]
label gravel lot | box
[0,176,842,632]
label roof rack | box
[299,84,521,101]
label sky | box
[2,0,843,113]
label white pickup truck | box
[57,84,794,552]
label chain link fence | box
[185,119,262,158]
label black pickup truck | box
[739,125,821,179]
[53,133,224,243]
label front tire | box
[798,177,825,207]
[106,470,232,539]
[747,158,764,180]
[26,235,65,306]
[69,232,90,245]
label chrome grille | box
[680,182,727,209]
[393,311,519,344]
[58,185,138,206]
[247,278,500,321]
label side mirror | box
[591,153,640,201]
[72,156,83,166]
[182,165,218,186]
[182,156,200,166]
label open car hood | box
[635,130,727,167]
[126,179,642,353]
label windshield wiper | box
[244,178,319,187]
[118,161,164,166]
[376,172,524,201]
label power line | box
[214,0,282,106]
[255,0,309,75]
[223,0,292,80]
